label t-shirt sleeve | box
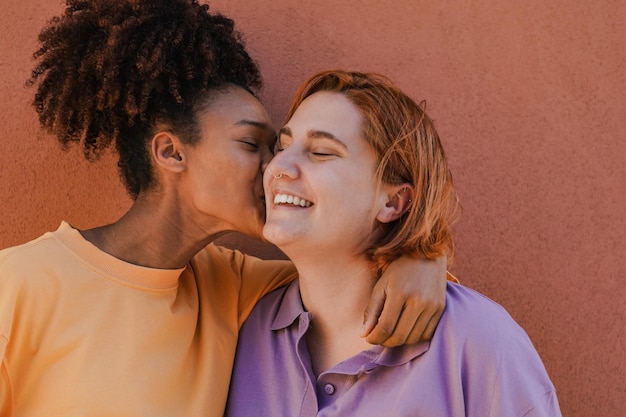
[484,332,562,417]
[0,248,17,416]
[236,254,297,324]
[0,335,9,416]
[518,389,562,417]
[206,245,297,325]
[445,284,562,417]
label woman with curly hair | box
[0,1,449,416]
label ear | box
[376,183,414,224]
[151,131,186,173]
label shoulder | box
[190,245,296,323]
[0,231,70,338]
[0,222,92,273]
[0,230,63,287]
[191,243,295,282]
[440,283,549,379]
[189,244,253,282]
[443,282,529,344]
[241,282,296,328]
[246,282,293,316]
[191,243,291,273]
[439,283,558,412]
[0,230,59,263]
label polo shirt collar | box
[270,279,431,368]
[270,280,306,330]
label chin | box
[262,225,299,249]
[261,226,281,246]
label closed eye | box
[239,139,259,151]
[310,147,339,158]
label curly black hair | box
[27,0,262,197]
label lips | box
[273,193,313,207]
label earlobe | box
[376,184,414,223]
[152,131,186,172]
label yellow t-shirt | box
[0,222,296,417]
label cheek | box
[218,158,260,193]
[330,178,378,222]
[234,153,263,180]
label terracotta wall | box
[1,1,624,415]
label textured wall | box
[1,1,624,415]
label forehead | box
[286,91,363,140]
[201,86,273,131]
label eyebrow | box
[235,119,273,132]
[279,126,348,150]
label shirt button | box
[324,383,336,395]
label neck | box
[81,192,231,269]
[290,252,378,376]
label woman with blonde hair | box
[226,70,561,416]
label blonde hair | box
[285,70,459,272]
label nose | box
[265,146,299,181]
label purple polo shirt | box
[226,281,561,417]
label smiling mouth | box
[273,193,313,207]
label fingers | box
[403,300,444,344]
[364,292,405,345]
[361,279,387,338]
[365,296,445,347]
[362,254,449,345]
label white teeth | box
[273,193,312,207]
